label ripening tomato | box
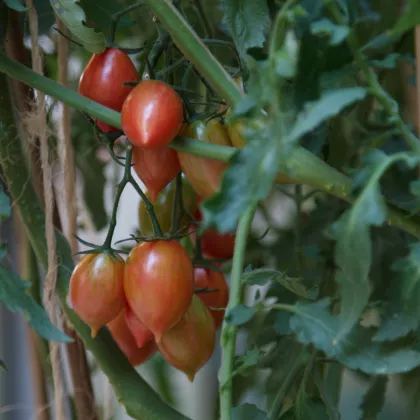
[124,240,194,342]
[78,48,138,132]
[107,311,157,366]
[158,295,216,381]
[195,208,236,260]
[132,145,181,202]
[138,177,198,236]
[194,267,229,329]
[121,80,184,148]
[178,119,231,198]
[124,305,154,348]
[69,252,125,337]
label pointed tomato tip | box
[186,371,196,382]
[90,326,99,338]
[155,332,163,343]
[148,190,159,203]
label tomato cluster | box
[73,47,246,379]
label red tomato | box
[132,145,181,202]
[124,240,194,342]
[194,267,229,329]
[78,48,138,132]
[124,305,154,348]
[69,253,125,337]
[195,208,236,259]
[121,80,184,148]
[107,311,157,366]
[178,119,231,198]
[158,295,216,381]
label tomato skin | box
[69,253,125,337]
[121,80,184,148]
[78,48,138,132]
[157,295,216,381]
[178,119,231,198]
[124,240,194,342]
[194,268,229,329]
[138,178,197,236]
[132,145,181,202]
[107,311,157,366]
[124,305,154,348]
[195,207,236,259]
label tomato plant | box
[69,252,125,337]
[121,79,184,148]
[3,1,420,420]
[78,48,138,132]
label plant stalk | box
[219,203,257,420]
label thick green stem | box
[0,71,187,420]
[142,0,243,105]
[0,52,420,238]
[219,203,257,420]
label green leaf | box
[295,396,329,420]
[375,243,420,341]
[289,299,420,374]
[311,18,350,45]
[0,265,71,342]
[0,184,11,221]
[232,404,267,420]
[288,88,367,144]
[391,0,420,36]
[274,311,293,335]
[78,0,133,36]
[233,347,260,377]
[243,268,316,299]
[330,167,387,336]
[223,0,270,58]
[4,0,27,12]
[0,359,6,372]
[50,0,106,53]
[360,376,388,420]
[226,304,256,326]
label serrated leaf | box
[223,0,270,58]
[232,404,267,420]
[331,174,387,336]
[288,88,367,144]
[4,0,27,12]
[0,265,71,342]
[391,0,420,36]
[311,18,349,45]
[289,299,420,374]
[375,243,420,341]
[243,269,316,299]
[0,359,6,372]
[234,347,260,376]
[360,376,388,420]
[0,184,11,221]
[50,0,105,53]
[274,311,292,335]
[226,304,256,326]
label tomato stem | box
[219,203,257,420]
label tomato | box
[194,267,229,329]
[157,295,216,381]
[178,119,231,198]
[132,144,181,203]
[195,207,236,259]
[121,80,184,148]
[124,240,194,342]
[69,252,125,337]
[138,177,197,236]
[124,305,154,348]
[78,48,138,132]
[107,311,157,366]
